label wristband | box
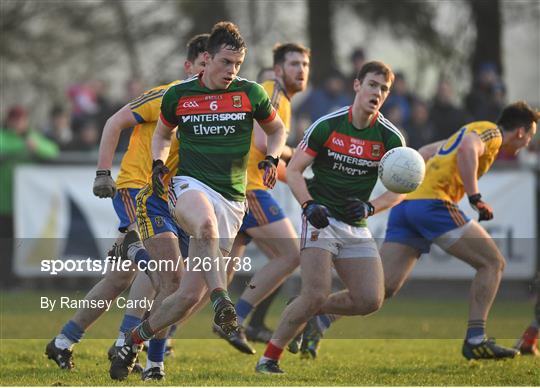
[468,193,482,204]
[152,159,165,169]
[265,155,279,167]
[366,201,375,216]
[302,200,315,210]
[96,169,111,176]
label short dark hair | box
[186,33,209,62]
[272,43,310,66]
[206,21,246,56]
[356,61,394,84]
[497,101,539,132]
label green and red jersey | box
[299,106,405,226]
[160,73,276,201]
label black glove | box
[343,198,375,223]
[151,159,169,197]
[302,200,330,229]
[468,193,493,222]
[93,170,116,198]
[257,155,279,189]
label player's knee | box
[350,293,383,315]
[364,295,384,315]
[302,293,327,314]
[193,217,218,240]
[109,282,129,297]
[480,253,506,273]
[493,255,506,273]
[281,254,300,274]
[158,271,182,294]
[105,273,133,295]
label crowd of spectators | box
[2,78,145,155]
[0,50,529,160]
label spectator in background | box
[465,62,506,122]
[383,101,407,142]
[68,118,100,151]
[295,68,350,125]
[43,104,73,150]
[92,79,114,130]
[348,47,366,91]
[405,98,436,150]
[67,79,112,150]
[382,72,413,124]
[429,76,470,140]
[67,80,99,129]
[0,106,59,288]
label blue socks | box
[133,247,151,265]
[466,319,486,344]
[235,299,253,326]
[148,338,167,363]
[316,314,333,332]
[119,314,142,333]
[60,320,84,343]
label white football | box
[378,147,425,193]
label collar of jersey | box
[348,106,379,129]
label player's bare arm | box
[370,191,406,215]
[94,104,141,198]
[97,104,139,170]
[456,132,485,196]
[279,144,294,162]
[286,148,314,205]
[418,140,446,162]
[151,117,174,162]
[258,114,287,158]
[253,121,294,162]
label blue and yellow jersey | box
[116,81,180,198]
[246,79,291,191]
[408,121,502,203]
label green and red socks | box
[210,288,233,312]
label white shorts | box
[300,216,380,259]
[171,176,246,253]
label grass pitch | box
[0,291,538,386]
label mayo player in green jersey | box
[110,22,287,380]
[256,61,406,374]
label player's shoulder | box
[234,76,265,94]
[320,105,350,125]
[375,112,406,146]
[304,106,350,139]
[264,79,290,106]
[129,79,186,110]
[166,74,199,93]
[261,79,279,95]
[464,121,502,145]
[465,120,499,133]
